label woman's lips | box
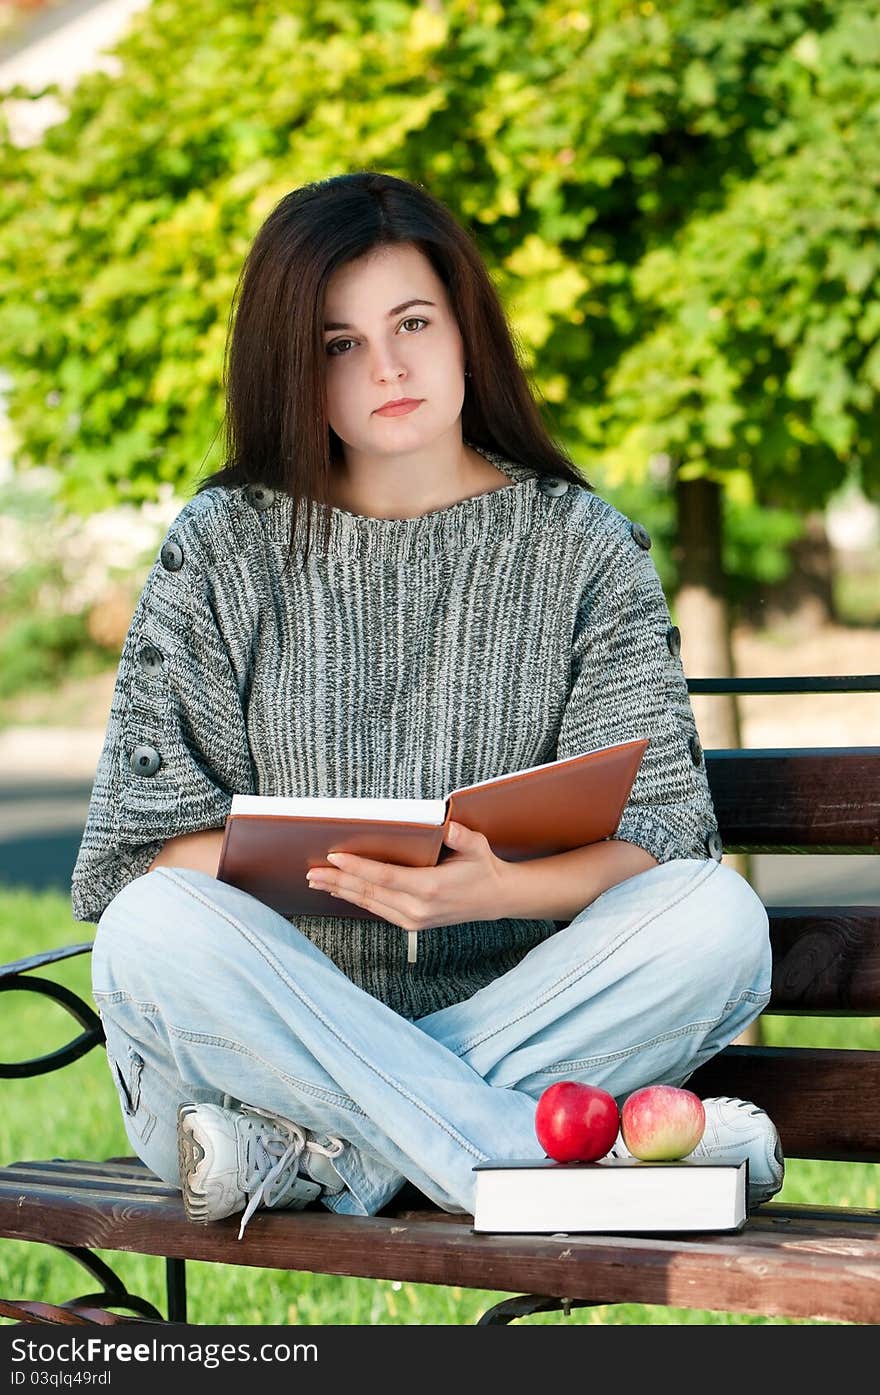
[374,400,423,416]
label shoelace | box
[236,1104,344,1240]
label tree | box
[1,0,876,657]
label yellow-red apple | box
[621,1085,706,1160]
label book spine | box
[435,803,454,863]
[216,817,234,883]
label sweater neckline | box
[265,442,545,561]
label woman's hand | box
[305,822,510,936]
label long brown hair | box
[197,170,592,569]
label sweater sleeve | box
[71,507,256,924]
[554,530,721,865]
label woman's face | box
[322,243,467,461]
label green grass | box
[1,884,877,1326]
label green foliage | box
[580,458,807,622]
[0,0,877,523]
[0,544,109,702]
[0,603,104,699]
[0,482,118,702]
[834,560,880,626]
[0,883,873,1324]
[720,494,807,617]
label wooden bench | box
[1,674,878,1326]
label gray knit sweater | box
[71,442,721,1020]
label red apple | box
[620,1084,706,1160]
[534,1081,620,1163]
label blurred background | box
[0,0,877,1325]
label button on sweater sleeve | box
[71,520,255,924]
[554,537,721,865]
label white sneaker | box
[177,1097,346,1239]
[611,1095,784,1207]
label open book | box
[216,737,649,965]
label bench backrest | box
[686,676,880,1166]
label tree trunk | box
[673,473,761,1047]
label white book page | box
[229,794,446,824]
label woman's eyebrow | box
[323,298,437,331]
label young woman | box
[73,171,782,1239]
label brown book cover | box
[216,738,649,928]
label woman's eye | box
[326,317,428,356]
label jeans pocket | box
[107,1041,157,1146]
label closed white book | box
[471,1156,749,1235]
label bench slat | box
[768,907,880,1013]
[0,1164,180,1199]
[706,750,880,850]
[0,1161,876,1324]
[0,1156,163,1180]
[689,1045,880,1161]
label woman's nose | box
[371,349,407,381]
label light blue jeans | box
[90,856,771,1217]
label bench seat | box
[1,1156,878,1325]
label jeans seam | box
[453,856,721,1055]
[544,982,770,1077]
[94,991,160,1015]
[155,868,490,1164]
[724,988,771,1010]
[545,1015,724,1074]
[168,1026,369,1118]
[95,989,370,1119]
[99,982,376,1121]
